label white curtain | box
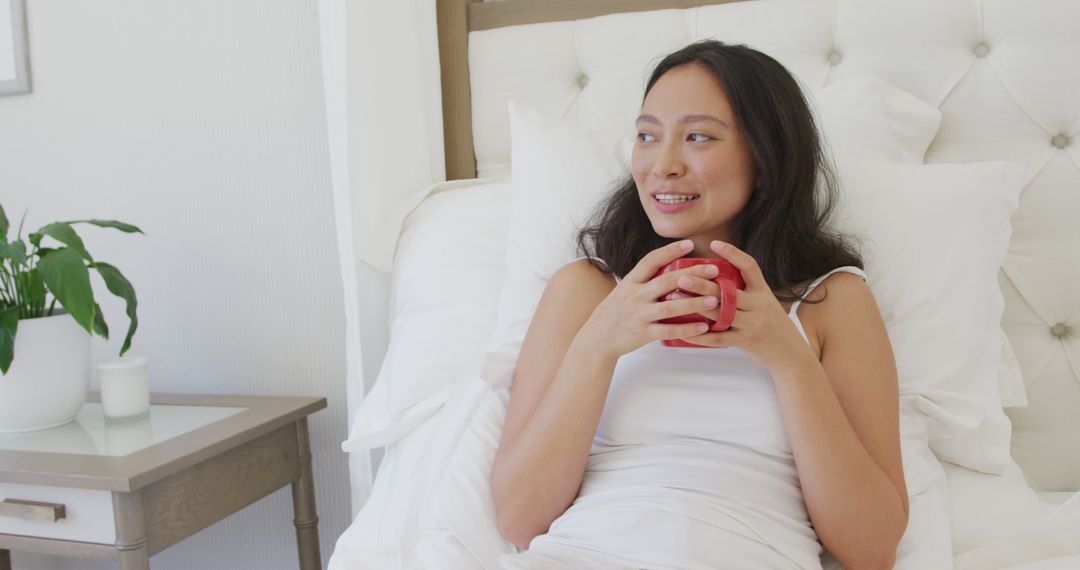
[319,0,446,515]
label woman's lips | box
[653,194,699,214]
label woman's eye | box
[637,132,656,143]
[688,133,712,142]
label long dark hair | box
[576,39,863,304]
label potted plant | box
[0,203,143,432]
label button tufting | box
[827,51,842,65]
[576,73,588,88]
[1051,323,1069,338]
[1052,134,1069,149]
[974,43,990,58]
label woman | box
[491,40,908,569]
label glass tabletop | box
[0,402,246,457]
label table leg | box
[1,548,11,570]
[113,492,150,570]
[291,418,321,570]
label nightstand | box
[0,393,326,570]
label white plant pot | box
[0,312,91,433]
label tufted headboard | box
[433,0,1080,491]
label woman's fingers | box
[683,275,760,313]
[646,294,718,322]
[672,275,724,320]
[625,240,693,284]
[673,275,721,297]
[674,329,736,348]
[648,321,711,341]
[642,264,719,299]
[710,241,769,291]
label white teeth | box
[655,194,698,204]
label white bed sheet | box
[1002,555,1080,570]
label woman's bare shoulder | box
[806,272,878,329]
[787,270,866,310]
[556,258,618,285]
[552,259,622,293]
[542,258,619,315]
[789,271,871,359]
[811,271,873,310]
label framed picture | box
[0,0,30,96]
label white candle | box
[98,356,151,420]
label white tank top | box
[501,261,866,570]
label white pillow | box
[830,157,1023,474]
[342,181,510,452]
[809,74,941,165]
[330,183,513,570]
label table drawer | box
[0,483,115,544]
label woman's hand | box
[580,239,724,359]
[681,240,817,373]
[664,276,722,323]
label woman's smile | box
[652,191,701,213]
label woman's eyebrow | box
[635,114,729,129]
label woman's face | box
[632,63,759,253]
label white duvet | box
[332,371,960,569]
[331,374,1080,569]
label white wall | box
[0,0,350,568]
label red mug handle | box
[709,277,738,332]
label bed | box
[329,0,1080,568]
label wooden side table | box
[0,393,327,569]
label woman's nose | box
[651,140,685,179]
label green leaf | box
[93,261,137,355]
[13,270,45,317]
[0,240,27,265]
[16,209,27,241]
[0,305,18,375]
[25,268,46,313]
[29,223,94,263]
[91,302,109,339]
[37,248,95,334]
[0,204,8,244]
[67,219,146,235]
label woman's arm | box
[490,259,619,550]
[773,272,908,570]
[491,241,719,550]
[657,240,907,567]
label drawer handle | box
[0,498,67,522]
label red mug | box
[653,258,745,348]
